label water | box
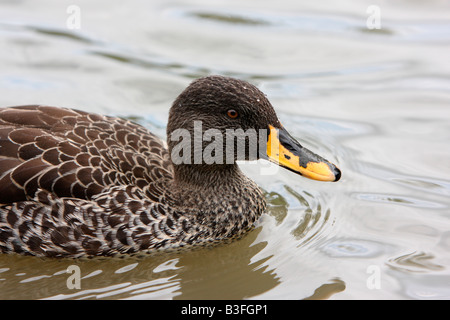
[0,0,449,300]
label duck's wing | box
[0,105,173,205]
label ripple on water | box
[388,271,450,300]
[164,6,450,43]
[43,258,183,300]
[405,276,450,300]
[386,251,444,273]
[114,263,139,274]
[355,192,447,209]
[320,238,389,258]
[264,183,333,248]
[356,161,450,198]
[304,278,346,300]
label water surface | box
[0,0,449,300]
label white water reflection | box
[0,0,449,300]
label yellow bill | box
[266,125,341,182]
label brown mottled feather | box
[0,77,274,258]
[0,105,169,202]
[0,105,186,257]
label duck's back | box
[0,105,175,257]
[0,105,173,202]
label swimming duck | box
[0,76,340,258]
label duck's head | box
[167,75,341,182]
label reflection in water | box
[304,278,346,300]
[391,272,450,300]
[265,191,288,225]
[174,234,278,300]
[1,0,449,300]
[386,251,444,273]
[356,161,450,198]
[283,186,331,244]
[166,6,450,42]
[321,238,388,259]
[0,186,339,300]
[0,227,280,300]
[355,193,446,209]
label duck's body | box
[0,76,340,258]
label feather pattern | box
[0,101,266,258]
[0,76,332,258]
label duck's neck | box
[153,162,267,244]
[168,163,266,240]
[173,163,242,190]
[170,163,266,216]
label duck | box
[0,75,341,258]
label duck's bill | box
[265,125,341,182]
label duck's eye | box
[227,109,239,119]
